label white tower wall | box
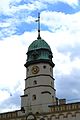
[21,63,56,114]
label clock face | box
[31,66,39,74]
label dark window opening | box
[43,65,46,69]
[32,95,36,100]
[41,91,51,94]
[33,80,37,85]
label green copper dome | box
[25,38,55,68]
[28,38,51,52]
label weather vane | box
[35,12,41,39]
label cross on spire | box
[36,13,41,39]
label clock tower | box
[21,14,56,114]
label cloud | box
[41,11,80,34]
[55,68,80,102]
[54,51,80,75]
[0,0,23,15]
[0,34,26,112]
[0,35,26,91]
[58,0,79,8]
[0,0,46,16]
[0,31,38,112]
[0,0,79,16]
[0,0,79,39]
[0,90,10,103]
[40,0,79,8]
[0,91,21,113]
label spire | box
[36,13,41,39]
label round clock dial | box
[31,66,39,74]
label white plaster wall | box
[27,63,53,77]
[25,76,54,88]
[21,86,56,113]
[21,62,55,114]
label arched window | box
[32,95,36,100]
[33,80,37,85]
